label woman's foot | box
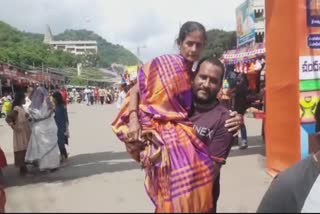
[60,154,68,163]
[49,168,59,172]
[19,166,28,176]
[60,155,69,167]
[239,140,248,150]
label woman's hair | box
[52,91,64,106]
[176,21,207,45]
[11,92,25,110]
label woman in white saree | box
[25,86,60,172]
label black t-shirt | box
[189,101,234,212]
[257,155,320,213]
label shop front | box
[222,43,266,114]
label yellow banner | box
[125,65,138,75]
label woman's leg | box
[58,134,68,160]
[239,124,248,149]
[19,165,28,176]
[240,124,247,141]
[14,150,28,175]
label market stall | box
[0,63,66,96]
[0,64,38,96]
[222,43,266,116]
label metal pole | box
[47,68,51,91]
[0,77,2,97]
[136,45,146,64]
[11,81,14,97]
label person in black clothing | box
[52,91,68,163]
[233,73,249,149]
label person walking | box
[25,86,60,172]
[6,92,30,176]
[233,73,249,149]
[52,91,68,164]
[99,87,105,105]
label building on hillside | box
[236,0,265,48]
[43,25,98,55]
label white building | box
[43,25,98,55]
[253,0,265,44]
[48,40,98,55]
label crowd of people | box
[66,86,117,106]
[61,83,132,110]
[0,85,70,177]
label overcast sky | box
[0,0,244,62]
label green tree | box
[202,29,237,58]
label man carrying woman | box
[112,21,242,212]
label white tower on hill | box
[43,24,53,44]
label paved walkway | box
[0,103,272,212]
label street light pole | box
[136,45,146,64]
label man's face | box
[192,61,223,103]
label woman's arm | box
[126,83,142,142]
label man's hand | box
[225,110,243,137]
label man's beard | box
[194,91,216,105]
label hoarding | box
[236,0,256,47]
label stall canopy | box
[222,43,265,64]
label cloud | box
[0,0,244,62]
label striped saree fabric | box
[112,54,215,212]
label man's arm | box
[206,112,235,185]
[208,112,234,164]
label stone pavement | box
[0,103,272,212]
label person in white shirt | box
[116,83,126,109]
[23,87,33,113]
[84,87,91,106]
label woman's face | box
[179,30,205,63]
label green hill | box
[0,21,139,70]
[0,21,78,69]
[202,29,237,58]
[55,29,139,67]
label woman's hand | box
[225,111,243,137]
[8,122,14,129]
[126,112,142,142]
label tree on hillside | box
[202,29,237,58]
